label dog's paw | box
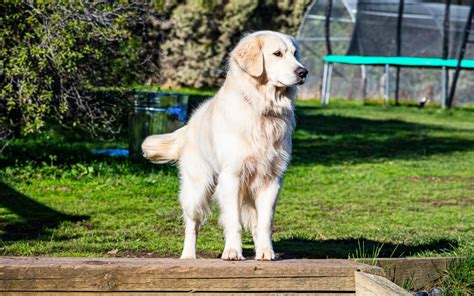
[180,252,196,259]
[221,248,245,261]
[255,249,275,261]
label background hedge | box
[0,1,311,139]
[148,0,311,88]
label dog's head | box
[231,31,308,88]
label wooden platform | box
[0,257,389,294]
[360,257,454,290]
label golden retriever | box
[142,31,308,260]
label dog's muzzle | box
[295,67,308,85]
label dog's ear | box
[232,37,264,77]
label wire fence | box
[298,0,474,105]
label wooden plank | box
[355,272,410,296]
[358,257,454,290]
[0,293,356,296]
[0,257,383,293]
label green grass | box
[1,99,473,259]
[436,248,474,295]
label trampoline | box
[298,0,474,108]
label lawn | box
[1,99,473,259]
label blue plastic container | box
[129,91,189,160]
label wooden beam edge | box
[355,271,411,296]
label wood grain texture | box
[0,257,382,293]
[355,272,411,296]
[0,293,357,296]
[358,257,454,290]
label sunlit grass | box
[1,99,473,260]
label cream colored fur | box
[142,31,307,260]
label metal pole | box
[321,62,328,106]
[441,66,447,109]
[395,69,401,105]
[325,0,333,55]
[361,65,367,99]
[385,64,390,106]
[395,0,405,106]
[443,0,451,59]
[447,0,474,108]
[326,64,333,105]
[442,0,451,109]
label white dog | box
[142,31,307,260]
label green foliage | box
[0,2,147,139]
[348,240,394,265]
[436,246,473,295]
[149,0,312,88]
[0,1,312,139]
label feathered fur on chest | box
[239,95,295,190]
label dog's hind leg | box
[241,198,258,245]
[179,172,212,259]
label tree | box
[0,1,312,140]
[147,0,312,88]
[0,1,149,139]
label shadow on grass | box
[293,106,474,164]
[0,182,88,242]
[269,237,458,259]
[0,131,179,177]
[1,105,473,168]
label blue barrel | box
[129,91,188,160]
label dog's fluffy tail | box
[141,126,187,164]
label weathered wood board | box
[1,291,356,296]
[0,257,382,294]
[0,293,357,296]
[355,272,411,296]
[359,257,454,290]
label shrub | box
[147,0,312,88]
[0,2,148,139]
[0,1,312,140]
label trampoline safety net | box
[297,0,474,105]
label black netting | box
[297,0,474,105]
[347,0,474,58]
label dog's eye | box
[273,51,282,57]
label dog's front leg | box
[255,179,281,260]
[216,170,244,260]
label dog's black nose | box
[295,67,308,78]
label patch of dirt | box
[311,200,341,212]
[418,197,474,207]
[78,221,94,229]
[405,176,474,183]
[103,250,219,259]
[40,185,71,192]
[103,250,171,258]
